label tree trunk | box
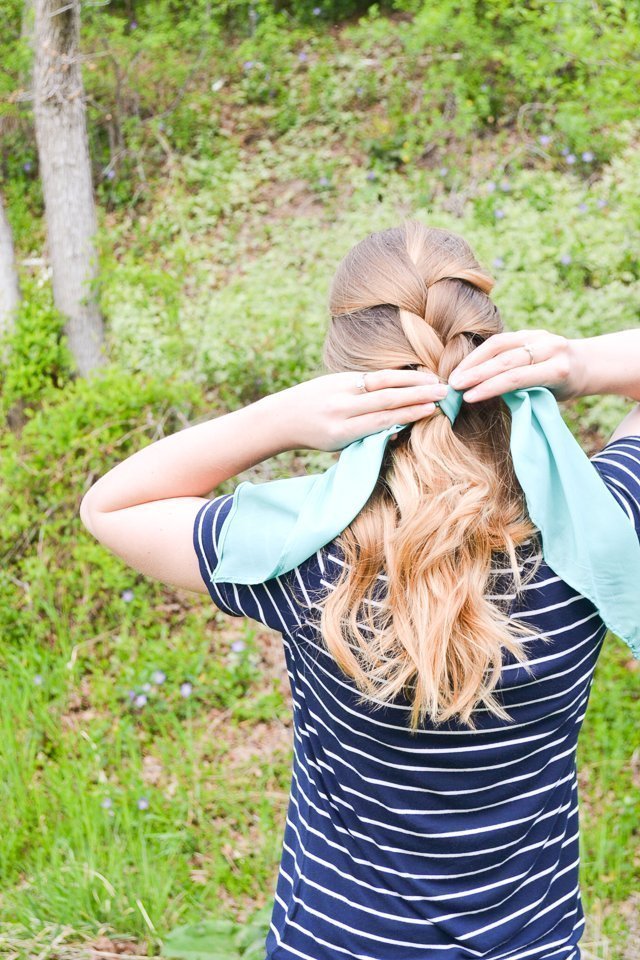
[0,192,21,354]
[32,0,106,376]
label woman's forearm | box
[81,392,293,516]
[570,330,640,402]
[80,368,443,518]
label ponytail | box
[306,220,545,730]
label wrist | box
[565,337,591,401]
[253,389,306,454]
[567,330,640,402]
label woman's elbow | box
[79,493,98,537]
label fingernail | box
[463,389,478,401]
[434,384,449,398]
[448,373,464,388]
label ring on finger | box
[522,343,535,365]
[355,372,369,393]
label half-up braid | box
[308,220,545,731]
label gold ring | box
[522,343,535,365]
[356,372,368,393]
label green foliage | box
[0,281,74,422]
[0,359,291,942]
[0,364,203,648]
[162,905,272,959]
[206,0,386,31]
[3,0,638,212]
[0,0,31,112]
[354,0,640,168]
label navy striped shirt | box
[193,434,640,960]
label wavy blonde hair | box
[303,221,546,732]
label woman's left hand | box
[448,330,576,402]
[267,369,449,452]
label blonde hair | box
[304,221,546,731]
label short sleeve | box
[192,495,302,636]
[590,435,640,540]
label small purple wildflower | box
[134,693,147,708]
[101,797,113,810]
[313,6,321,14]
[298,51,308,62]
[486,181,496,192]
[560,147,570,156]
[492,257,505,269]
[582,151,594,162]
[23,160,32,172]
[231,640,246,653]
[538,134,552,146]
[318,176,330,187]
[151,670,166,685]
[142,682,151,693]
[34,674,43,686]
[560,253,572,265]
[500,180,511,192]
[106,169,116,181]
[180,681,193,698]
[566,154,576,165]
[438,166,449,176]
[130,20,137,30]
[243,60,255,71]
[121,589,133,602]
[577,202,588,213]
[596,198,607,208]
[494,208,505,219]
[366,171,376,181]
[127,689,137,701]
[137,797,149,810]
[356,86,364,95]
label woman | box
[80,221,640,960]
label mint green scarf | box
[210,385,640,658]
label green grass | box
[1,3,640,957]
[0,614,292,940]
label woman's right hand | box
[448,330,581,404]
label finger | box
[352,368,440,392]
[348,401,438,437]
[450,331,544,382]
[448,343,549,392]
[351,382,449,414]
[460,358,561,403]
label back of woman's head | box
[311,220,543,731]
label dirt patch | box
[87,935,148,957]
[223,716,292,772]
[620,893,640,959]
[60,677,98,732]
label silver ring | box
[356,372,369,393]
[522,343,535,365]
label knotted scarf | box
[208,384,640,658]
